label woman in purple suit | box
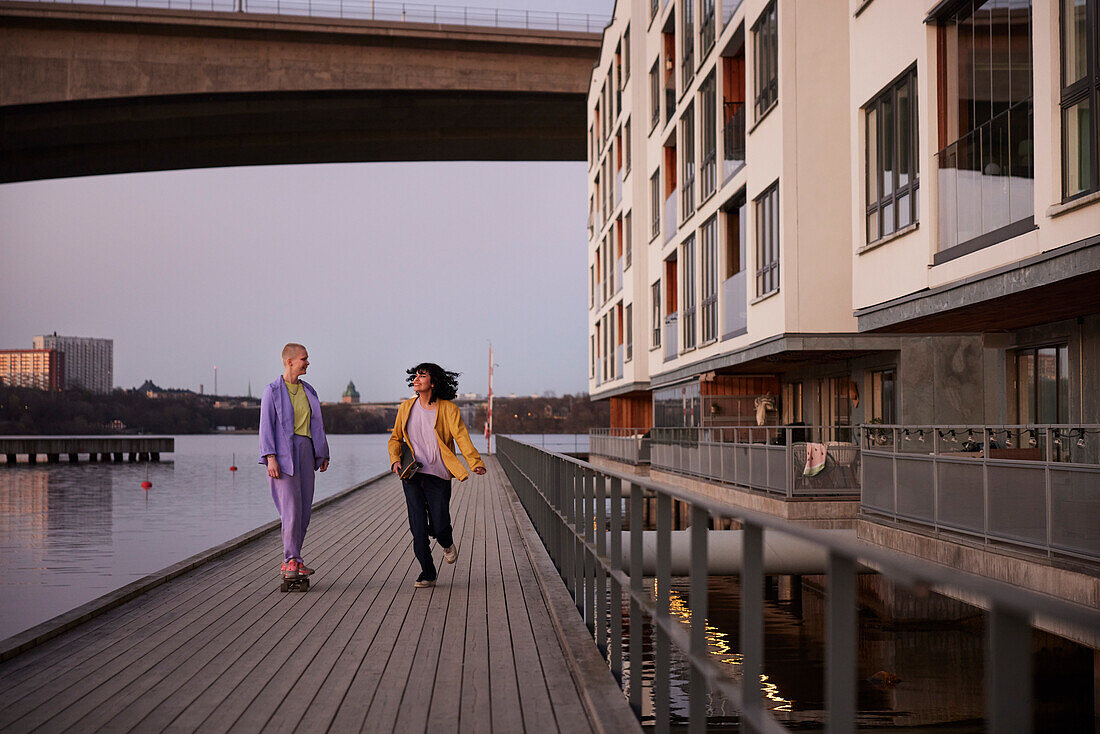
[259,343,330,580]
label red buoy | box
[141,481,152,490]
[229,465,238,472]
[230,453,238,472]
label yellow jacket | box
[387,397,485,481]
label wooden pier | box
[0,435,174,464]
[0,458,639,733]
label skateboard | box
[280,575,310,593]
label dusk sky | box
[0,0,615,403]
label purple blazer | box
[258,377,330,476]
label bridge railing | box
[27,0,610,32]
[496,435,1100,734]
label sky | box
[0,0,615,404]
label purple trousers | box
[269,434,315,561]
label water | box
[0,434,393,640]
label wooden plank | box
[483,467,527,733]
[14,481,402,733]
[488,462,559,734]
[367,470,477,732]
[90,485,409,732]
[456,473,492,733]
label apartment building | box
[588,0,1099,437]
[0,349,65,391]
[33,333,113,394]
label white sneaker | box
[443,545,459,564]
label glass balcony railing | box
[589,428,651,465]
[721,0,742,27]
[615,344,624,378]
[663,313,678,362]
[722,271,746,337]
[664,191,677,243]
[616,257,623,293]
[615,170,623,207]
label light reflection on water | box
[0,434,393,640]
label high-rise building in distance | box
[32,333,113,393]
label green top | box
[284,379,312,438]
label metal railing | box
[590,427,651,465]
[651,425,860,497]
[29,0,610,31]
[861,424,1100,563]
[496,436,1100,734]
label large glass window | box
[1061,0,1099,199]
[625,211,633,269]
[626,303,633,362]
[1015,345,1069,423]
[754,181,779,296]
[936,0,1033,259]
[681,104,696,220]
[701,0,716,57]
[866,66,919,244]
[700,215,719,343]
[682,236,697,350]
[654,382,701,427]
[700,73,718,200]
[752,1,778,119]
[650,171,661,239]
[650,61,660,130]
[682,0,695,88]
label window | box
[754,181,779,296]
[701,0,716,58]
[624,25,631,81]
[935,0,1033,260]
[651,281,662,347]
[700,215,718,342]
[869,369,896,424]
[625,119,632,174]
[590,334,595,377]
[866,66,919,244]
[682,236,696,350]
[752,1,778,119]
[1061,0,1099,199]
[625,211,633,269]
[650,61,661,130]
[589,264,595,308]
[682,0,695,88]
[650,171,662,239]
[681,104,696,220]
[701,73,718,200]
[782,382,803,425]
[625,303,633,362]
[1015,345,1069,424]
[721,193,748,338]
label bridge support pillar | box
[68,453,79,463]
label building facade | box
[0,349,65,391]
[588,0,1100,434]
[32,334,113,394]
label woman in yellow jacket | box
[388,362,485,588]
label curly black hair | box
[406,362,460,403]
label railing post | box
[987,604,1032,734]
[655,492,672,733]
[741,522,763,728]
[596,472,608,653]
[629,483,644,715]
[689,505,708,734]
[610,477,624,681]
[825,552,856,734]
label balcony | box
[650,425,861,498]
[664,191,677,243]
[723,101,746,182]
[663,312,677,362]
[861,424,1100,563]
[589,428,651,465]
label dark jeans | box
[402,473,453,582]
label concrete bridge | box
[0,0,605,182]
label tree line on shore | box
[0,385,608,435]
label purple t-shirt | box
[407,401,450,479]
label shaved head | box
[281,343,306,362]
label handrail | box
[21,0,611,33]
[497,435,1100,733]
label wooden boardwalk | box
[0,459,639,734]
